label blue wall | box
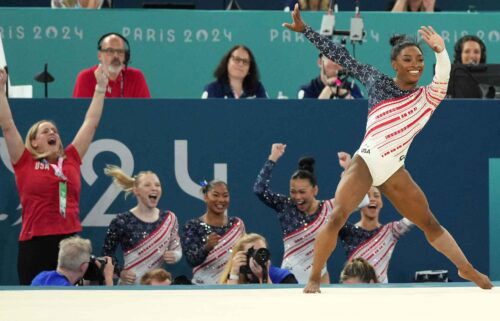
[0,98,499,285]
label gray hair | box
[57,236,92,272]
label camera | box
[82,255,108,284]
[239,247,271,275]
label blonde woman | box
[220,233,297,285]
[101,165,181,285]
[0,66,107,284]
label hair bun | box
[390,34,407,47]
[298,156,315,173]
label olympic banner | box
[0,9,499,98]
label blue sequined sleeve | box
[253,160,289,212]
[180,219,209,267]
[101,215,124,275]
[303,25,383,89]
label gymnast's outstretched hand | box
[418,26,444,53]
[282,4,306,33]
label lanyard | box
[49,157,67,218]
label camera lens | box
[253,248,270,265]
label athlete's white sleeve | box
[434,48,451,83]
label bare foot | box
[458,266,493,289]
[303,279,321,293]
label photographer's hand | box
[249,258,271,284]
[120,269,136,285]
[227,251,247,284]
[103,256,114,286]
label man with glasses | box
[73,33,151,98]
[31,236,114,286]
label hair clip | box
[200,180,208,187]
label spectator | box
[447,35,488,98]
[219,233,297,284]
[287,0,330,11]
[202,45,267,99]
[0,67,107,285]
[140,268,172,286]
[181,180,246,285]
[51,0,104,8]
[73,33,151,98]
[253,144,368,284]
[298,53,363,99]
[31,236,114,286]
[102,166,181,285]
[390,0,436,12]
[340,258,378,284]
[453,35,486,65]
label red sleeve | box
[12,148,31,168]
[135,71,151,98]
[73,69,96,98]
[65,144,82,165]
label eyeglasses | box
[100,48,126,56]
[230,55,250,66]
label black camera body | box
[82,255,108,284]
[239,247,271,280]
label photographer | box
[219,233,297,285]
[31,236,114,286]
[298,53,363,99]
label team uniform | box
[181,217,245,285]
[339,218,413,283]
[303,25,450,186]
[102,210,181,284]
[254,160,368,283]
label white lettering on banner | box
[269,29,305,43]
[489,30,500,42]
[32,25,84,40]
[81,139,134,227]
[121,27,231,43]
[441,30,450,43]
[0,26,25,40]
[370,29,380,43]
[174,140,227,202]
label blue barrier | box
[0,98,499,285]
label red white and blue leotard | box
[304,25,450,186]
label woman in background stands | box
[448,35,488,98]
[202,45,268,99]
